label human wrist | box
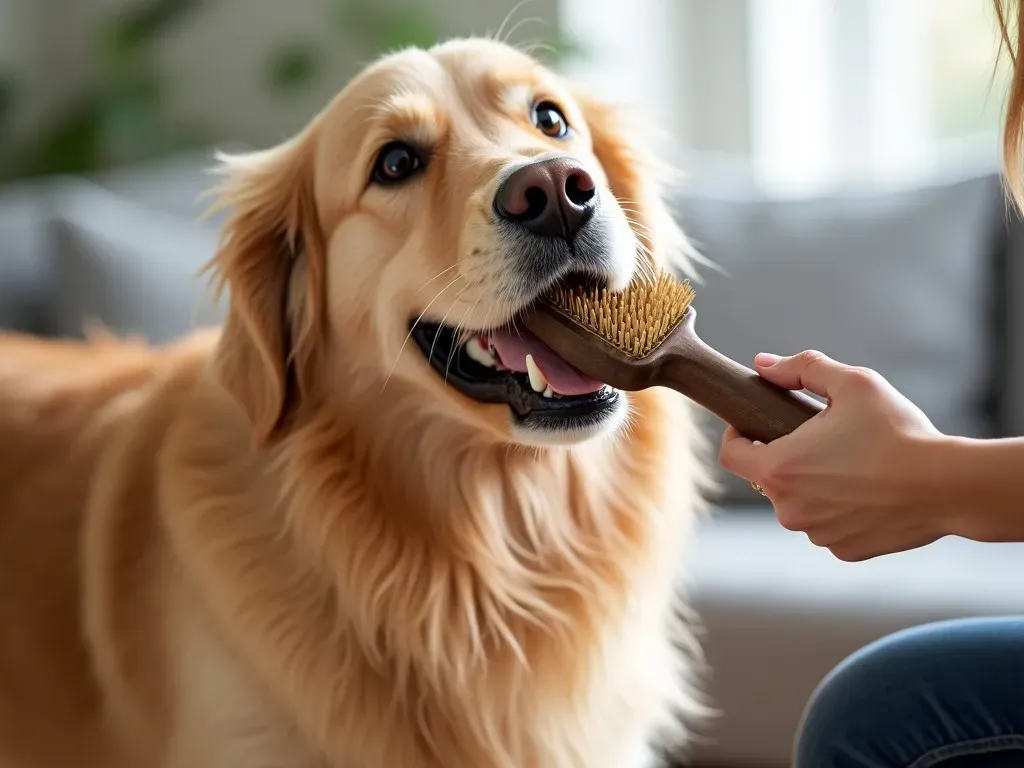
[896,433,967,540]
[909,434,976,540]
[915,435,1024,543]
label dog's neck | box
[286,383,602,527]
[275,382,697,623]
[168,371,705,766]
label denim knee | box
[794,618,1024,768]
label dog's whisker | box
[635,240,658,266]
[635,245,656,263]
[515,40,559,60]
[620,210,650,222]
[633,262,657,286]
[635,239,657,258]
[618,214,651,228]
[382,274,464,394]
[494,0,537,44]
[414,264,462,296]
[429,283,473,369]
[634,238,657,261]
[630,239,659,283]
[445,299,483,386]
[638,259,660,285]
[623,217,655,234]
[509,314,523,340]
[500,17,548,47]
[639,254,658,275]
[444,297,481,387]
[632,230,655,250]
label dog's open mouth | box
[411,316,621,427]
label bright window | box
[559,0,1011,196]
[926,0,1011,142]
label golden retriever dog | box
[0,38,711,768]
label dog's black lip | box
[410,321,620,423]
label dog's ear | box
[204,136,325,446]
[573,90,700,277]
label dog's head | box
[207,39,693,448]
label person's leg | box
[795,617,1024,768]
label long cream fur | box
[0,38,712,768]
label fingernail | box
[755,353,782,367]
[752,440,765,447]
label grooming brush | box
[522,271,824,443]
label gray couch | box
[3,153,1024,766]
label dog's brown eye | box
[372,142,424,184]
[532,101,569,139]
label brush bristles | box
[545,271,695,358]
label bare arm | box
[926,436,1024,544]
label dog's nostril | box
[565,173,596,206]
[494,158,596,238]
[523,187,548,220]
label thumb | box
[754,350,848,398]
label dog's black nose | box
[494,157,597,240]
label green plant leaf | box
[330,1,438,53]
[103,0,205,57]
[97,66,170,164]
[376,11,438,51]
[266,42,321,95]
[2,96,104,180]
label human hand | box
[718,350,951,561]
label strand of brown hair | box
[995,0,1024,211]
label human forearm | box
[921,436,1024,543]
[719,348,1024,559]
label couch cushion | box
[673,169,1004,503]
[90,148,225,222]
[0,178,57,334]
[689,509,1024,766]
[46,180,225,343]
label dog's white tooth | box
[465,337,496,368]
[525,354,548,393]
[543,385,554,398]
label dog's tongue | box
[486,327,604,396]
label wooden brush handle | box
[659,316,825,443]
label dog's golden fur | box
[0,39,711,768]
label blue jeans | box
[795,617,1024,767]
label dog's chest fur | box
[134,385,708,768]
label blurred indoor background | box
[2,2,1023,767]
[0,0,1010,190]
